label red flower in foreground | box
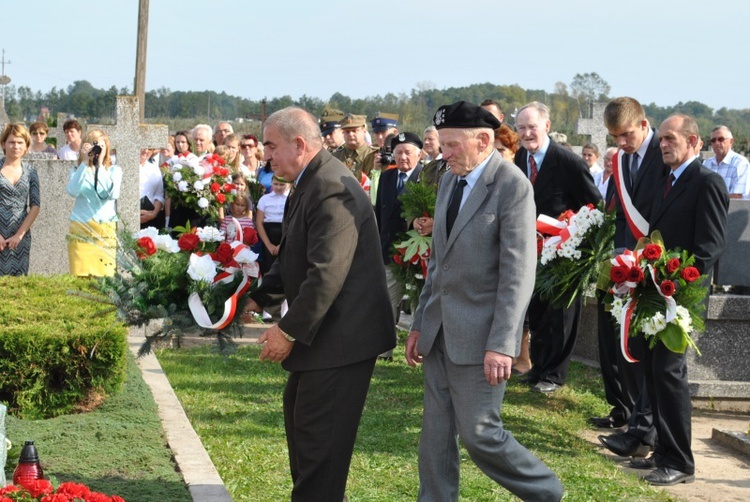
[0,486,21,495]
[642,244,662,261]
[392,253,403,265]
[627,266,644,283]
[681,266,700,283]
[666,257,681,274]
[178,232,200,252]
[660,280,676,297]
[136,237,157,257]
[41,493,74,502]
[26,479,54,498]
[243,227,259,246]
[210,182,221,194]
[216,193,227,204]
[212,242,235,266]
[610,265,629,283]
[57,482,91,498]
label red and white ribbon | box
[647,264,677,323]
[536,214,575,249]
[617,298,639,363]
[612,151,648,240]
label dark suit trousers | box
[619,334,657,446]
[283,357,377,501]
[643,341,695,474]
[527,294,582,385]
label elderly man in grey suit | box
[406,101,563,502]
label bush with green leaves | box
[0,275,127,419]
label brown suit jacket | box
[251,148,396,371]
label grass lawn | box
[157,333,676,501]
[5,354,191,501]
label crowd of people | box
[0,94,741,500]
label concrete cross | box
[49,112,74,152]
[575,102,608,159]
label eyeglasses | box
[710,137,728,144]
[32,131,47,136]
[240,144,256,149]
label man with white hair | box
[213,121,234,147]
[191,124,213,157]
[703,125,749,199]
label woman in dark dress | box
[0,123,41,276]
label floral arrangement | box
[598,231,707,360]
[94,222,259,353]
[163,153,236,222]
[389,179,437,313]
[535,202,615,308]
[0,480,124,501]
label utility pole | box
[134,0,149,121]
[0,49,12,109]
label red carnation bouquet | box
[0,480,124,501]
[598,231,708,361]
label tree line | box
[3,73,749,150]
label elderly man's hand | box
[405,330,423,367]
[258,324,294,363]
[484,351,513,385]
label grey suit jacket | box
[411,151,537,364]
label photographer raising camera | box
[66,129,122,277]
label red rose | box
[216,193,227,204]
[392,253,403,265]
[212,242,235,266]
[681,266,701,283]
[178,232,200,251]
[642,244,662,261]
[224,183,235,192]
[219,167,230,177]
[136,237,157,257]
[627,266,644,283]
[660,280,676,296]
[666,257,681,274]
[610,265,629,283]
[25,479,54,497]
[243,227,259,245]
[210,182,221,194]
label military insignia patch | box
[434,109,445,126]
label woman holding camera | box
[66,129,122,277]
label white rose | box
[198,197,209,209]
[192,164,205,177]
[134,227,159,240]
[178,180,189,192]
[197,226,223,242]
[185,156,200,168]
[172,171,182,182]
[187,253,217,283]
[194,180,205,191]
[154,235,180,253]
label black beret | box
[433,100,501,130]
[390,132,423,151]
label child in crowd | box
[220,190,254,241]
[256,176,289,274]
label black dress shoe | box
[588,415,627,428]
[532,381,561,393]
[516,373,539,385]
[644,467,695,486]
[598,433,650,458]
[629,455,658,469]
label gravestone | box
[715,200,750,287]
[28,96,168,275]
[575,102,608,158]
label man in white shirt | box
[703,125,749,199]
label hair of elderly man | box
[192,123,213,139]
[517,101,550,121]
[264,107,323,148]
[604,97,646,130]
[664,114,700,140]
[423,125,438,135]
[214,121,234,133]
[711,125,733,138]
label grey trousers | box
[418,331,563,502]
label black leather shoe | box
[532,381,561,393]
[644,467,695,486]
[517,373,539,385]
[629,455,657,469]
[588,415,627,428]
[598,433,650,458]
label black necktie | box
[397,172,407,194]
[446,179,467,238]
[630,153,639,187]
[663,173,675,199]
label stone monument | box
[575,102,608,158]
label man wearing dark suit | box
[406,101,563,501]
[638,114,728,486]
[375,132,424,358]
[595,98,668,449]
[513,101,602,393]
[245,107,396,501]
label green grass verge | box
[157,333,677,501]
[5,353,191,501]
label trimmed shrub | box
[0,275,128,419]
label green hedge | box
[0,275,128,419]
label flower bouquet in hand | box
[389,178,437,312]
[535,202,615,308]
[163,153,236,223]
[94,222,259,354]
[598,231,707,361]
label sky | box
[1,0,747,112]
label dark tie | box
[529,155,538,185]
[663,173,675,199]
[446,179,467,238]
[283,182,297,217]
[630,153,639,188]
[397,172,407,194]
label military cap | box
[371,112,399,132]
[390,131,423,151]
[339,113,367,129]
[319,107,345,135]
[433,101,501,130]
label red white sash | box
[612,151,648,240]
